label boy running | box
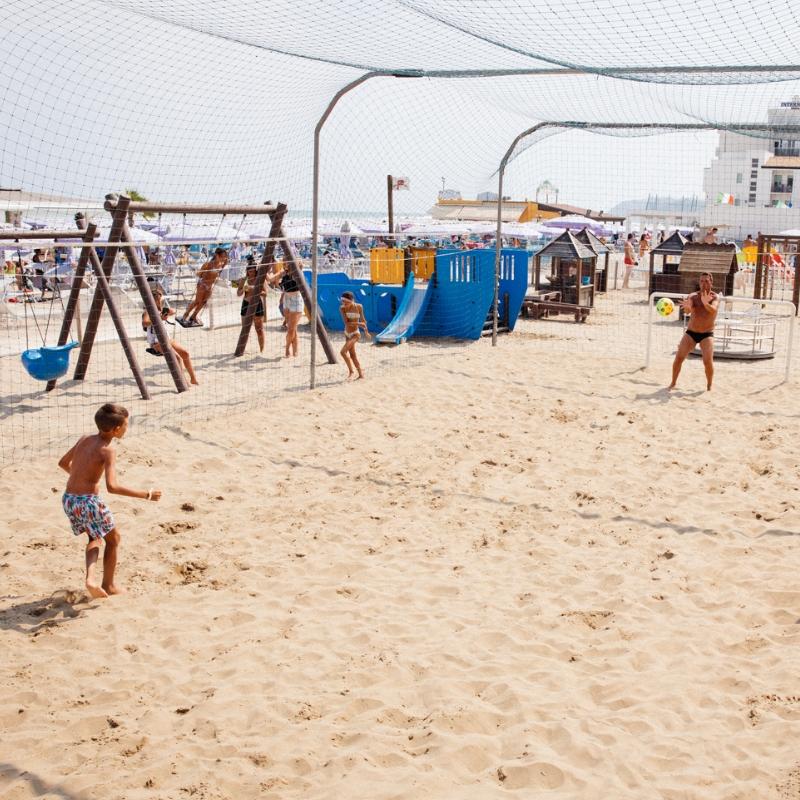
[59,404,161,598]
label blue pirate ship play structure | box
[308,246,528,343]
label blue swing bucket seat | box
[21,341,80,381]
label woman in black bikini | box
[267,264,304,357]
[339,291,370,379]
[236,257,266,353]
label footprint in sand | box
[497,762,565,790]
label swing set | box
[1,226,100,383]
[11,194,337,399]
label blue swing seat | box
[21,341,80,381]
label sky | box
[2,0,800,222]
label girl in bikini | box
[339,291,370,380]
[142,284,199,385]
[236,257,267,353]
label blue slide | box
[374,273,434,345]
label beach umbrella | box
[403,220,472,237]
[162,222,245,243]
[546,214,609,235]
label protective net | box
[3,0,800,464]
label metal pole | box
[645,292,655,369]
[786,301,796,383]
[387,174,394,243]
[311,71,381,389]
[492,165,504,345]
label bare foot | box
[356,372,365,380]
[102,584,125,596]
[191,378,200,386]
[346,372,355,381]
[668,383,676,390]
[86,581,109,599]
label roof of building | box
[651,231,688,255]
[678,243,737,274]
[535,229,596,260]
[761,156,800,170]
[430,203,521,222]
[574,227,611,254]
[535,201,625,223]
[432,197,626,223]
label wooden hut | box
[574,227,611,292]
[652,242,737,296]
[648,231,687,293]
[533,230,597,304]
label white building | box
[701,98,800,239]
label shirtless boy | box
[179,247,228,327]
[669,272,719,391]
[59,403,161,598]
[339,291,370,379]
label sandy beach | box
[2,325,800,799]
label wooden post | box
[387,175,394,246]
[648,251,655,294]
[73,208,125,379]
[235,204,286,356]
[45,221,96,391]
[72,209,151,399]
[279,224,338,365]
[110,199,188,393]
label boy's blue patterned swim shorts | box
[62,493,115,540]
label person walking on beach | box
[339,291,370,379]
[622,233,637,289]
[237,256,266,353]
[669,272,719,391]
[179,247,228,327]
[638,233,650,262]
[59,403,161,598]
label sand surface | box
[2,332,800,799]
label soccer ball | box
[656,297,675,317]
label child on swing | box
[59,403,161,598]
[179,247,228,327]
[142,283,199,385]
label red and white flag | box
[392,176,410,191]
